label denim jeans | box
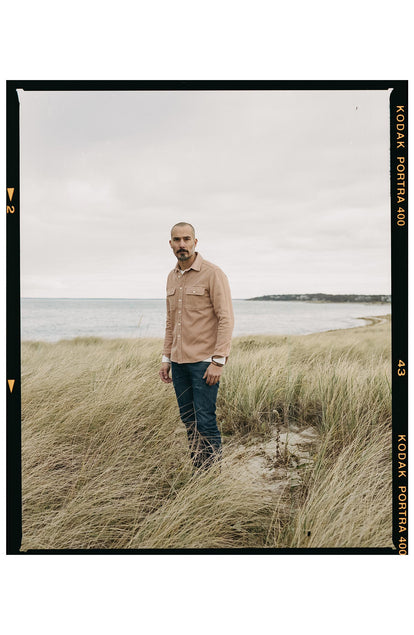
[171,361,222,469]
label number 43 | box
[398,360,406,376]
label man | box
[159,222,234,469]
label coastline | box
[21,312,392,345]
[321,312,391,335]
[20,298,392,343]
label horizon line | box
[21,293,391,301]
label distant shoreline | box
[246,293,391,303]
[22,295,391,303]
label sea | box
[20,298,391,343]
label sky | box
[19,88,391,299]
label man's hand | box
[159,362,172,384]
[203,363,223,386]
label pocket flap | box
[167,288,176,296]
[185,286,205,296]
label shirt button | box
[180,287,182,290]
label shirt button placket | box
[178,285,183,361]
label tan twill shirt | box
[163,253,234,364]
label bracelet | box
[211,360,224,367]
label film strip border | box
[390,85,408,554]
[6,85,21,554]
[6,80,408,554]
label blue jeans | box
[171,361,222,469]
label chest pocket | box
[167,287,177,311]
[185,286,211,310]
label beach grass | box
[20,315,393,550]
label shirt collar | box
[174,252,202,273]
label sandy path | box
[232,424,320,501]
[227,314,388,499]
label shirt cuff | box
[162,355,171,363]
[212,356,226,365]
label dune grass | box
[20,316,393,550]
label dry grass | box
[277,419,392,548]
[20,316,392,550]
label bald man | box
[159,222,234,469]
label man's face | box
[169,225,198,263]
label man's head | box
[169,222,198,265]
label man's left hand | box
[203,363,223,386]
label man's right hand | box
[159,362,172,384]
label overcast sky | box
[19,88,391,298]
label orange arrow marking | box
[7,188,14,202]
[8,379,15,393]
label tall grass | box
[273,418,392,548]
[20,316,392,550]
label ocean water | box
[20,298,391,343]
